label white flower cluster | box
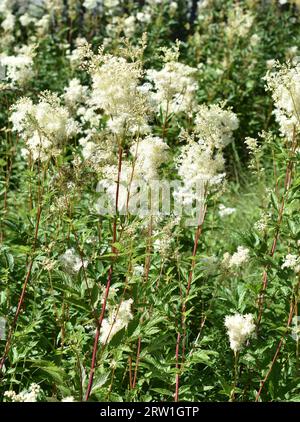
[174,140,226,205]
[64,78,87,107]
[218,204,236,218]
[10,93,78,161]
[224,313,255,354]
[83,0,101,10]
[194,104,239,150]
[100,298,133,344]
[132,264,144,277]
[79,135,99,161]
[90,54,150,135]
[4,383,41,402]
[0,45,35,86]
[254,211,270,232]
[146,60,198,115]
[225,5,254,39]
[174,104,238,204]
[153,233,174,258]
[19,12,35,27]
[67,38,88,69]
[130,135,169,182]
[1,10,15,33]
[79,135,115,173]
[223,246,250,268]
[265,63,300,139]
[61,396,75,402]
[59,248,88,274]
[281,254,300,273]
[244,137,258,152]
[278,0,299,6]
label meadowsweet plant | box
[1,0,300,405]
[225,312,255,350]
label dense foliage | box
[1,0,300,402]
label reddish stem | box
[174,332,181,402]
[85,265,114,400]
[132,336,141,389]
[181,203,207,358]
[174,200,207,401]
[128,356,133,389]
[0,205,42,371]
[85,145,123,400]
[257,132,297,328]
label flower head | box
[224,313,255,353]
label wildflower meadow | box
[0,0,300,406]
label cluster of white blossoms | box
[61,396,75,402]
[174,140,226,206]
[279,0,300,7]
[83,0,101,10]
[101,1,177,44]
[194,104,239,150]
[67,37,89,69]
[244,137,258,152]
[281,254,300,273]
[222,246,250,268]
[63,78,88,107]
[218,204,236,218]
[59,248,88,274]
[104,15,135,44]
[4,383,41,402]
[84,0,120,11]
[254,211,270,232]
[225,5,254,40]
[130,135,169,182]
[146,59,198,115]
[4,1,52,43]
[174,104,239,205]
[89,51,151,135]
[264,63,300,139]
[0,2,15,32]
[0,45,35,86]
[10,92,78,161]
[132,264,144,277]
[79,135,115,173]
[100,298,133,344]
[19,12,35,27]
[224,313,255,354]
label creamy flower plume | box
[222,246,250,268]
[4,383,41,402]
[10,92,78,161]
[130,135,169,182]
[146,60,198,115]
[265,63,300,139]
[59,248,88,274]
[224,313,255,353]
[89,51,151,135]
[100,298,133,344]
